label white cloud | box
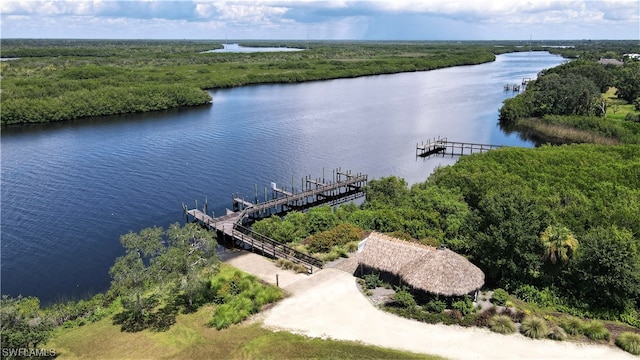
[213,2,288,23]
[1,0,637,39]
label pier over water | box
[184,168,367,273]
[417,137,504,158]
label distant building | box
[598,58,624,66]
[623,53,640,60]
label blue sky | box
[1,1,639,40]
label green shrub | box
[363,273,383,289]
[489,315,516,334]
[207,268,283,329]
[491,289,509,306]
[548,325,568,341]
[208,303,235,330]
[520,317,549,339]
[616,332,640,355]
[425,299,447,313]
[583,320,610,341]
[306,223,364,253]
[275,258,309,274]
[514,285,541,304]
[625,112,640,122]
[560,317,585,336]
[393,287,416,309]
[452,295,475,316]
[345,241,359,253]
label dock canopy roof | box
[356,232,484,297]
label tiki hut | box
[356,232,484,298]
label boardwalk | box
[235,172,367,217]
[185,169,367,273]
[187,208,322,273]
[417,137,504,157]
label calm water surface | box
[1,52,565,302]
[204,43,304,53]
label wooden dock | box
[504,84,521,92]
[417,137,504,157]
[186,208,321,273]
[231,169,367,222]
[184,168,367,273]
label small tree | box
[540,225,578,265]
[0,296,54,352]
[161,223,218,310]
[109,226,164,327]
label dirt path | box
[260,267,636,360]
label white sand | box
[228,252,636,360]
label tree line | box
[499,56,640,144]
[2,40,511,125]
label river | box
[0,51,565,303]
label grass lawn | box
[604,87,638,121]
[47,304,442,360]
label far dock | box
[417,137,504,158]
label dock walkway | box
[417,137,504,157]
[185,169,367,274]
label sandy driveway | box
[226,252,635,359]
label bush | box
[207,267,283,329]
[449,310,463,320]
[491,289,509,306]
[548,325,568,341]
[425,299,447,313]
[625,112,640,122]
[363,273,383,289]
[275,258,309,274]
[514,285,541,304]
[489,315,516,334]
[560,317,585,336]
[306,223,364,253]
[616,332,640,355]
[393,287,416,309]
[474,307,497,327]
[452,295,475,316]
[583,320,610,341]
[520,317,549,339]
[499,307,525,323]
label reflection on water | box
[0,52,565,303]
[203,43,304,53]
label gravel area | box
[225,251,635,359]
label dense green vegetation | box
[251,144,640,327]
[1,39,526,125]
[499,54,640,144]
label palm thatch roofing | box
[356,232,484,296]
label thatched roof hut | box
[356,232,484,297]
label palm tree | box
[540,225,579,265]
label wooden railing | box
[233,224,323,272]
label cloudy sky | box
[1,0,638,40]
